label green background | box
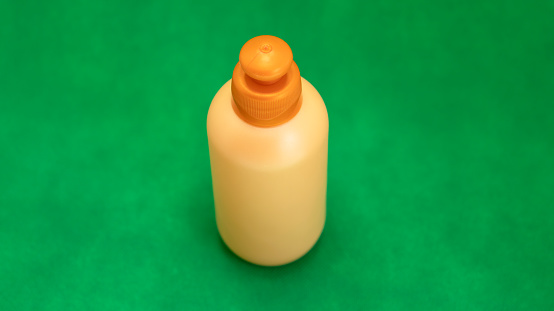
[1,0,553,309]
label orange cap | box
[231,35,302,127]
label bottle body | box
[207,78,328,266]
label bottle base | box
[218,225,324,267]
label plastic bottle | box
[207,35,328,266]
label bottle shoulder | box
[207,78,328,169]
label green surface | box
[1,0,553,309]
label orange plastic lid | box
[231,35,302,127]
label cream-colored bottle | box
[207,35,328,266]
